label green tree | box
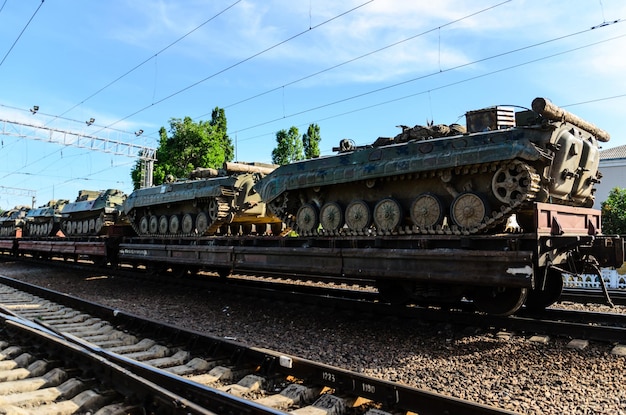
[601,187,626,234]
[130,108,233,189]
[302,123,321,159]
[271,126,304,165]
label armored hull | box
[256,98,606,236]
[60,189,126,236]
[0,206,31,237]
[23,199,69,237]
[123,162,283,237]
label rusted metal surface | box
[18,239,107,257]
[535,202,602,235]
[118,240,534,287]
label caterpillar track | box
[268,159,542,236]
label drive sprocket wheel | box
[491,160,539,204]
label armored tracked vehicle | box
[256,97,607,236]
[23,199,69,237]
[61,189,127,236]
[0,206,31,237]
[123,162,283,237]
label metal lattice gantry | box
[0,116,157,187]
[0,117,157,160]
[0,186,36,208]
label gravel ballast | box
[0,261,624,415]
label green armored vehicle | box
[0,206,31,237]
[61,189,127,236]
[123,162,283,237]
[23,199,69,237]
[255,97,607,236]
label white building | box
[594,144,626,207]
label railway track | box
[0,275,518,415]
[0,312,216,414]
[5,256,626,346]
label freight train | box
[0,97,623,316]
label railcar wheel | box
[450,192,489,229]
[169,215,180,234]
[411,193,444,228]
[181,213,194,234]
[196,212,209,235]
[139,216,149,235]
[158,216,169,234]
[295,203,319,233]
[472,287,528,316]
[149,215,159,234]
[374,198,402,232]
[524,268,564,311]
[345,200,371,231]
[170,265,188,278]
[376,279,413,305]
[320,202,343,231]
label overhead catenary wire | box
[95,0,376,133]
[49,0,243,124]
[229,21,626,138]
[0,0,44,68]
[232,31,626,148]
[208,0,513,116]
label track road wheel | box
[472,287,528,316]
[525,268,564,311]
[320,202,343,232]
[149,215,159,234]
[169,215,180,234]
[196,212,209,235]
[410,193,444,228]
[158,216,168,234]
[181,214,194,234]
[295,203,319,233]
[376,279,413,305]
[345,200,371,231]
[374,198,402,232]
[95,213,104,234]
[450,192,489,229]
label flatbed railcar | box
[1,202,622,316]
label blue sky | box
[1,0,625,210]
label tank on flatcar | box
[23,199,69,237]
[123,162,283,237]
[0,206,31,237]
[255,97,607,236]
[60,189,126,237]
